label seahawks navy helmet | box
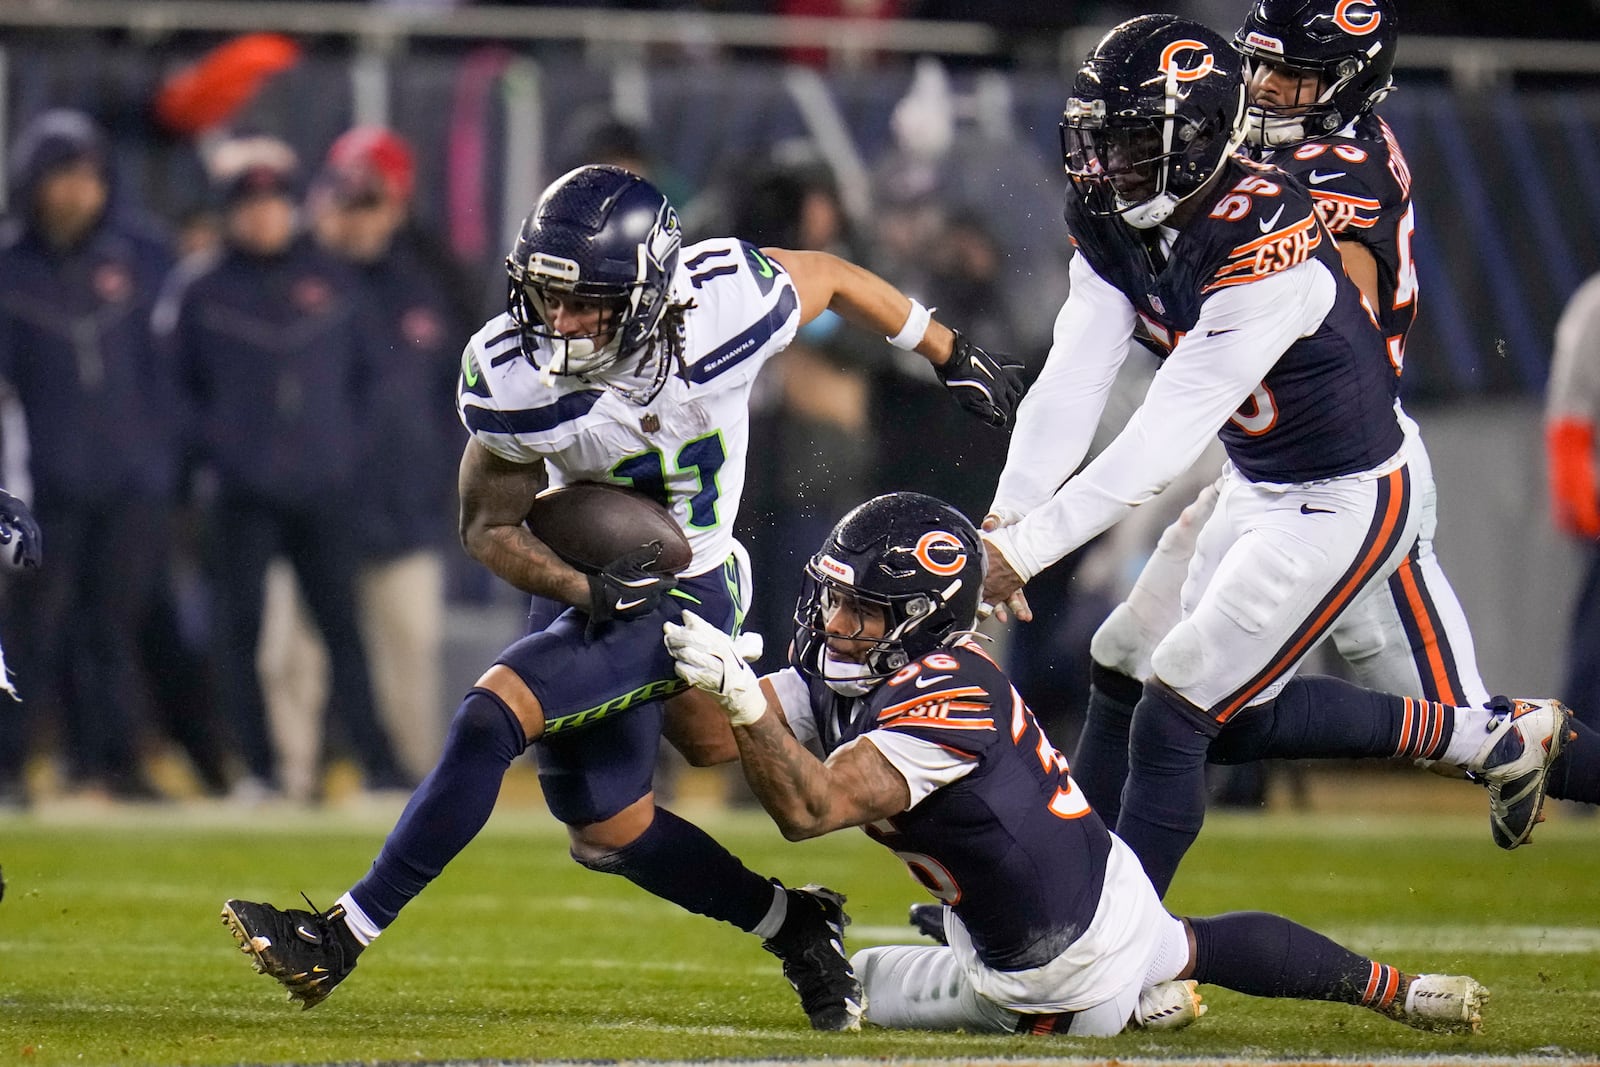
[1061,15,1248,229]
[794,493,985,693]
[506,164,682,382]
[1234,0,1397,148]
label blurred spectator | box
[777,0,907,67]
[0,109,211,803]
[280,125,468,785]
[1547,272,1600,731]
[157,134,411,801]
[555,113,694,213]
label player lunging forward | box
[665,492,1488,1037]
[1069,0,1597,857]
[220,164,1023,1029]
[975,15,1568,898]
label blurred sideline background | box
[0,0,1596,813]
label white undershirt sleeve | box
[858,731,977,809]
[986,259,1338,580]
[766,667,825,760]
[988,253,1136,522]
[1549,273,1600,423]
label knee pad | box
[449,688,528,753]
[1150,619,1208,693]
[1092,603,1158,681]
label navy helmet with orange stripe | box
[794,492,985,695]
[1234,0,1398,148]
[1060,14,1249,230]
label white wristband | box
[887,299,932,351]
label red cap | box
[324,126,415,205]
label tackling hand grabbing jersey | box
[665,491,1488,1038]
[221,163,1022,1030]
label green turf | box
[0,803,1597,1065]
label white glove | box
[663,611,768,726]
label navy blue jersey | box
[162,236,379,504]
[1065,155,1402,483]
[0,218,179,503]
[798,642,1112,972]
[1261,114,1416,375]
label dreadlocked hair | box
[607,297,697,407]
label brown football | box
[524,482,692,575]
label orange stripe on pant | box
[1393,554,1462,705]
[1216,467,1409,724]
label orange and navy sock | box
[1188,911,1406,1009]
[1208,675,1453,764]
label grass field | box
[2,784,1598,1067]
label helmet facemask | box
[793,564,961,696]
[1233,0,1397,150]
[1239,52,1382,148]
[505,167,683,403]
[1062,67,1246,230]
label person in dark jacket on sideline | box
[0,109,191,802]
[156,133,410,801]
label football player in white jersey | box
[220,164,1023,1028]
[1065,0,1598,859]
[664,492,1488,1037]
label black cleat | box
[908,902,948,944]
[221,897,363,1009]
[761,884,865,1031]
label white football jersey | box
[457,238,800,578]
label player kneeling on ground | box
[664,492,1488,1037]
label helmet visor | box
[1061,113,1168,208]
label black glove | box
[585,543,678,638]
[935,331,1027,430]
[0,489,41,570]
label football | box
[524,481,692,575]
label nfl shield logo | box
[1149,294,1165,315]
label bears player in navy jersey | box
[974,14,1573,899]
[664,492,1488,1036]
[219,164,1023,1029]
[1067,0,1600,862]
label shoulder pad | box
[1199,162,1326,294]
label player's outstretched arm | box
[664,612,910,838]
[458,437,588,604]
[763,247,1025,429]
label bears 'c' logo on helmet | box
[913,531,968,577]
[1333,0,1382,35]
[1159,40,1216,82]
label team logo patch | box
[1334,0,1382,35]
[912,531,967,577]
[92,262,132,304]
[401,307,444,348]
[1159,39,1215,82]
[292,276,333,315]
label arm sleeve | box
[1549,274,1600,424]
[987,258,1336,580]
[988,253,1136,522]
[767,667,826,760]
[858,731,976,808]
[1546,274,1600,536]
